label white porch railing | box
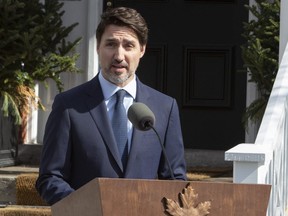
[225,40,288,215]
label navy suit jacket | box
[36,75,186,205]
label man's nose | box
[114,47,125,62]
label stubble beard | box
[111,73,130,85]
[104,69,131,86]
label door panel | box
[104,0,248,150]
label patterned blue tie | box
[112,90,128,168]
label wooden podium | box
[52,178,271,216]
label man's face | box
[97,24,146,87]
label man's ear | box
[140,45,146,58]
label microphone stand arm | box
[149,123,175,180]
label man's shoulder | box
[56,76,98,99]
[138,81,173,101]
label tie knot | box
[116,89,126,103]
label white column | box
[86,0,102,80]
[26,83,39,144]
[245,0,259,143]
[279,0,288,62]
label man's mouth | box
[111,65,127,74]
[112,63,126,68]
[113,65,125,68]
[111,63,128,72]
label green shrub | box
[0,0,82,124]
[241,0,280,128]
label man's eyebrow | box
[108,36,136,41]
[104,38,118,42]
[123,39,137,45]
[103,38,137,45]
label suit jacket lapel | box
[84,76,123,171]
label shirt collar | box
[99,71,137,100]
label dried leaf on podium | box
[163,185,211,216]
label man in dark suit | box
[36,7,186,205]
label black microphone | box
[127,102,155,131]
[127,103,175,180]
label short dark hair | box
[96,7,148,46]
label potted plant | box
[0,0,82,165]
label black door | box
[104,0,248,150]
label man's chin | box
[110,75,129,85]
[103,70,132,86]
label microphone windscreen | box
[128,102,155,131]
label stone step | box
[0,166,39,175]
[0,205,51,215]
[0,166,41,206]
[0,174,17,205]
[0,166,51,215]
